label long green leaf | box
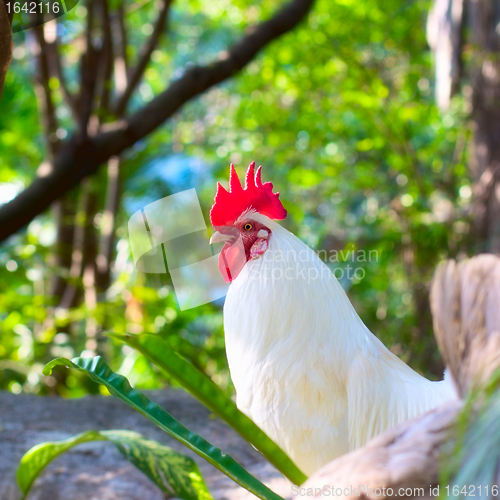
[43,356,285,500]
[17,429,212,500]
[110,333,307,485]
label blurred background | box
[0,0,497,398]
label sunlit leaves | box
[0,0,473,393]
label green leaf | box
[107,431,213,500]
[17,430,101,496]
[43,356,285,500]
[441,371,500,497]
[110,333,307,485]
[17,429,212,500]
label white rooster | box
[209,162,456,476]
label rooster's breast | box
[222,240,350,475]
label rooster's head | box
[209,162,287,283]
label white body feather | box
[223,214,456,475]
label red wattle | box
[218,239,247,283]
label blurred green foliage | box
[0,0,473,396]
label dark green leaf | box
[106,431,213,500]
[110,332,307,485]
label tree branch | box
[47,39,79,120]
[50,196,76,301]
[113,0,172,117]
[95,156,121,291]
[97,0,114,116]
[77,0,99,135]
[0,0,315,242]
[111,1,129,94]
[32,24,59,155]
[58,179,97,310]
[0,0,13,102]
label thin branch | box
[81,179,99,353]
[50,196,76,301]
[97,0,114,116]
[96,156,121,291]
[0,0,315,242]
[78,0,99,135]
[112,0,129,95]
[113,0,172,116]
[33,24,59,156]
[58,179,97,310]
[127,0,150,15]
[47,39,79,120]
[117,1,128,67]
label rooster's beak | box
[210,231,234,245]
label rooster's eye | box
[243,223,253,231]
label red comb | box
[210,162,287,227]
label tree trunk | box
[469,0,500,253]
[0,0,13,102]
[50,197,76,301]
[95,156,121,292]
[428,0,500,253]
